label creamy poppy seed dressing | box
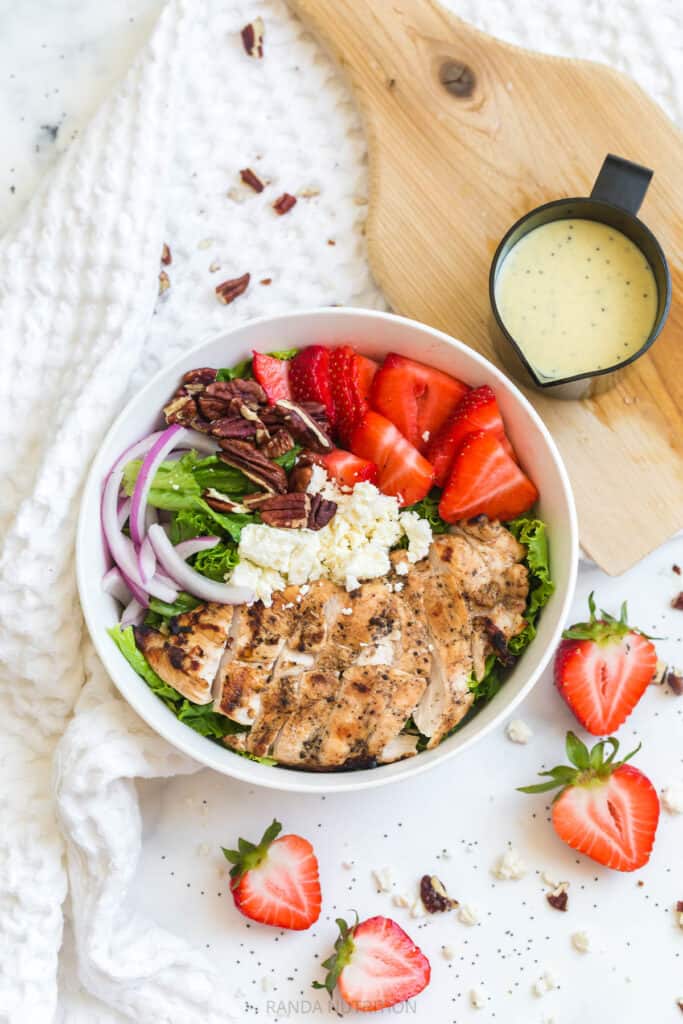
[494,219,657,380]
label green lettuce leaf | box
[191,542,240,581]
[144,592,201,629]
[402,490,450,535]
[216,358,254,382]
[506,515,555,655]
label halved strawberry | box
[427,385,515,487]
[323,448,378,489]
[438,430,537,522]
[356,354,378,400]
[369,353,469,452]
[520,732,659,872]
[555,593,657,735]
[222,819,321,930]
[350,410,434,507]
[329,346,371,446]
[252,352,292,404]
[289,345,335,426]
[314,915,431,1012]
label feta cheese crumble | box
[506,718,533,744]
[458,903,480,926]
[661,782,683,814]
[571,930,590,953]
[392,892,411,909]
[441,945,455,961]
[533,969,559,997]
[492,848,527,880]
[372,866,394,892]
[230,477,433,604]
[470,987,487,1009]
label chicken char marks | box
[133,518,529,767]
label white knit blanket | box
[0,1,680,1021]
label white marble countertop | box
[3,2,682,1022]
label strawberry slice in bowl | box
[554,593,657,734]
[427,384,515,487]
[369,353,469,452]
[252,352,292,404]
[329,345,373,446]
[222,819,321,929]
[289,345,336,426]
[438,430,538,522]
[350,409,434,507]
[323,448,378,489]
[519,732,660,872]
[314,914,431,1012]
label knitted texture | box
[0,0,680,1021]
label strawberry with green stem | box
[555,593,657,734]
[519,732,659,872]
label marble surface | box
[3,1,682,1022]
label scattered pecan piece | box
[327,238,336,246]
[242,491,272,509]
[206,379,266,405]
[270,399,332,451]
[420,875,458,914]
[241,17,264,57]
[667,670,683,695]
[546,882,569,912]
[158,270,170,296]
[673,592,683,611]
[216,272,250,305]
[240,167,265,193]
[308,493,336,530]
[218,440,287,493]
[163,393,197,426]
[259,492,310,529]
[273,193,297,216]
[677,900,683,913]
[674,564,681,575]
[203,488,249,514]
[209,416,257,441]
[288,463,313,493]
[260,429,295,460]
[198,395,232,421]
[260,277,272,286]
[182,367,217,386]
[678,998,683,1014]
[161,243,172,265]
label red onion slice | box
[147,524,253,604]
[129,425,187,546]
[174,536,220,561]
[102,567,132,605]
[137,534,156,584]
[117,497,131,530]
[179,429,219,455]
[120,597,145,628]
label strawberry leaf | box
[518,732,644,800]
[566,731,590,770]
[221,819,282,881]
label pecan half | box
[241,17,264,57]
[273,192,297,215]
[242,491,272,509]
[198,395,232,421]
[209,416,257,441]
[288,463,313,493]
[308,493,336,530]
[203,488,249,514]
[218,440,287,493]
[420,874,458,913]
[260,429,294,459]
[163,393,198,426]
[161,243,172,265]
[216,273,250,305]
[240,167,265,193]
[182,367,217,387]
[206,379,266,406]
[546,882,569,912]
[259,493,310,529]
[270,399,332,452]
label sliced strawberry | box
[350,410,434,506]
[222,819,321,930]
[369,353,469,452]
[520,732,659,872]
[252,352,292,404]
[314,915,431,1012]
[427,385,515,487]
[438,430,537,522]
[329,346,370,446]
[356,354,378,400]
[289,345,335,426]
[323,448,378,489]
[554,594,657,735]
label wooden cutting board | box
[289,0,683,575]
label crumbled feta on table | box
[229,477,433,604]
[506,718,533,744]
[470,987,487,1009]
[458,903,480,926]
[661,782,683,814]
[571,930,591,953]
[492,847,527,880]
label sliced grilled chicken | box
[134,603,235,704]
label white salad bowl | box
[77,308,578,793]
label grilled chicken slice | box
[134,603,235,705]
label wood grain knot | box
[439,60,475,97]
